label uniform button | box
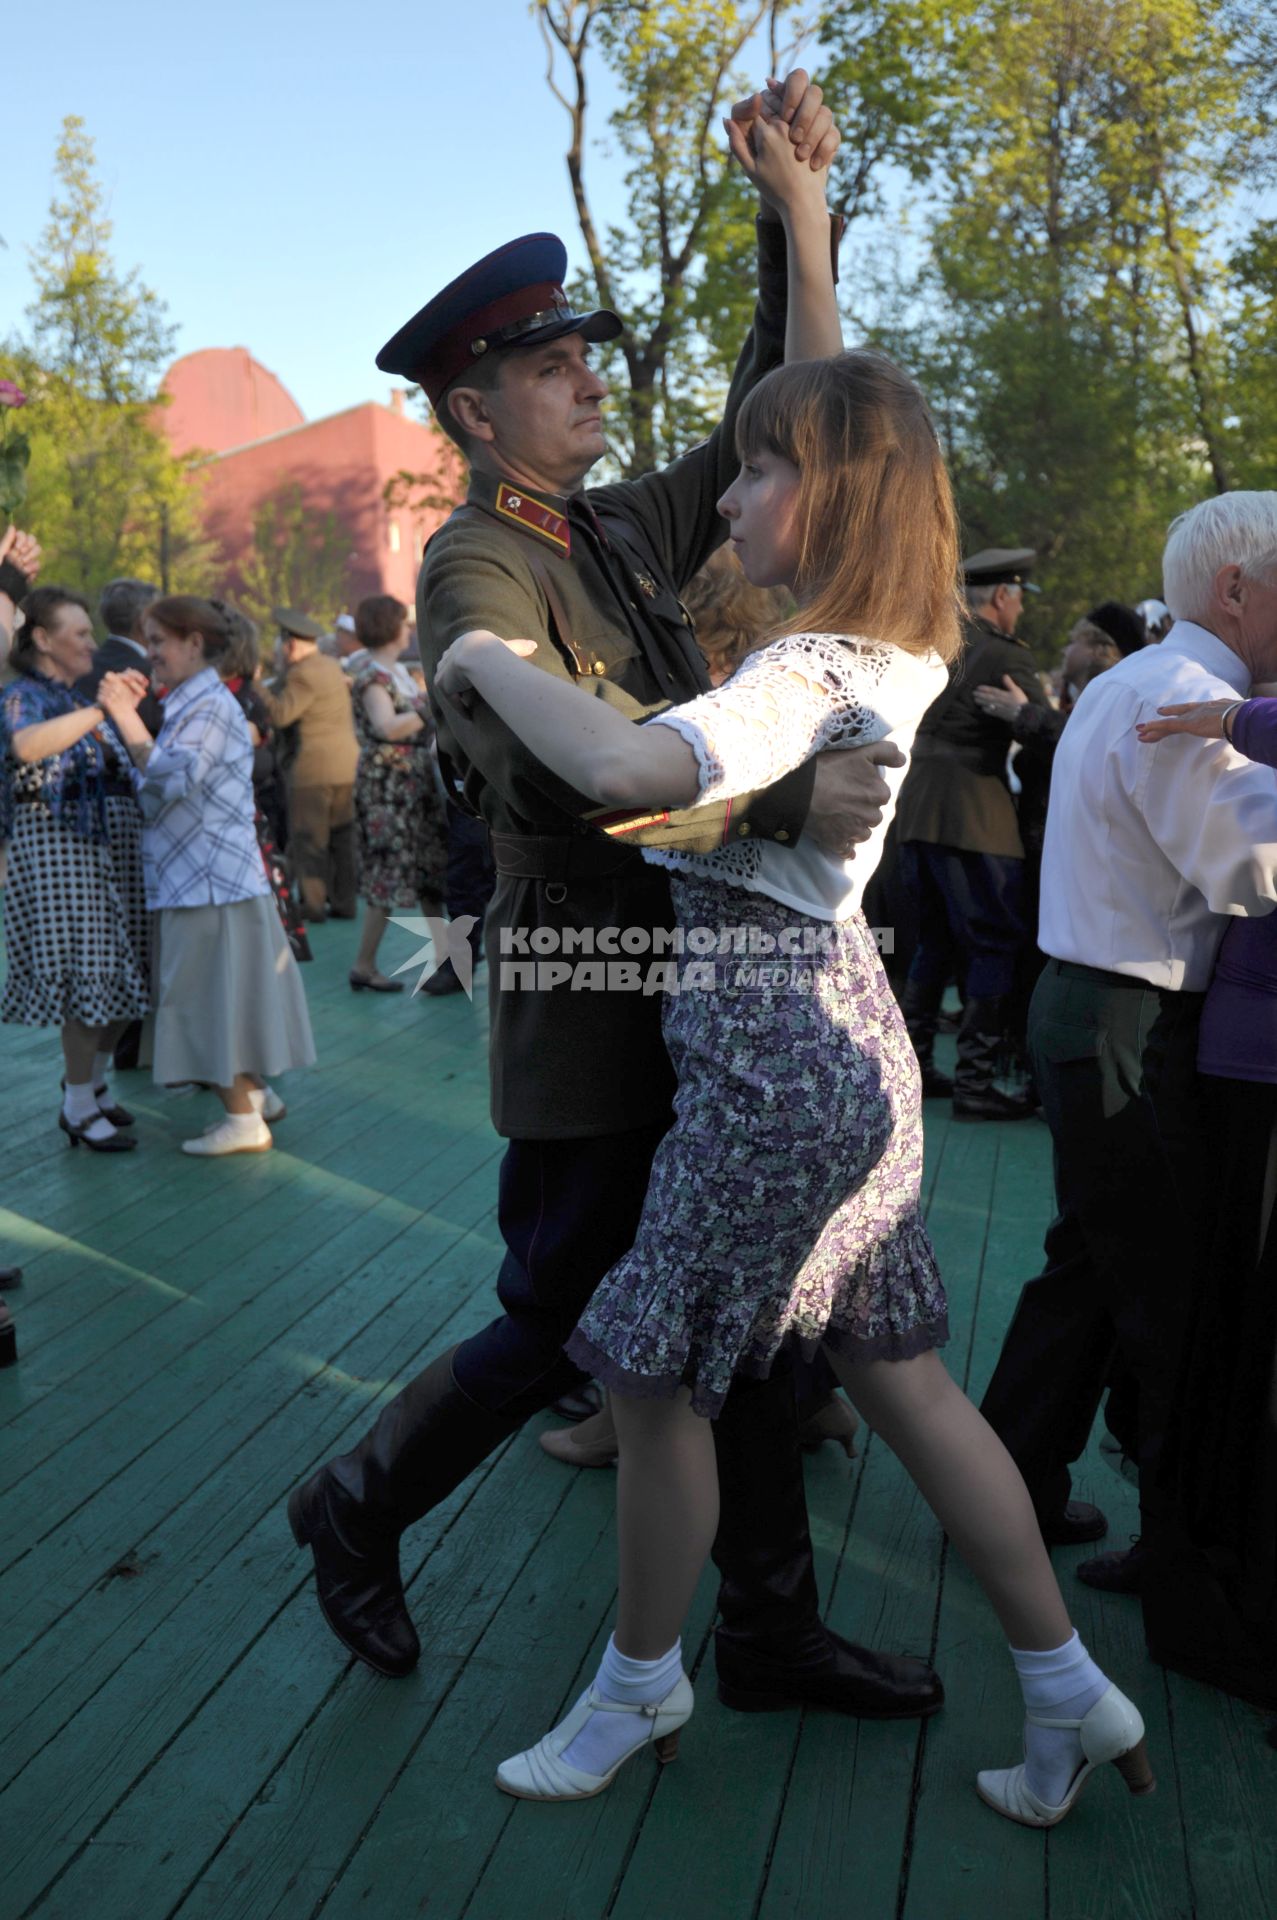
[737,822,751,838]
[775,828,790,843]
[592,659,607,675]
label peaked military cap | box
[962,547,1040,593]
[273,607,326,640]
[375,233,623,408]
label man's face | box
[457,333,609,492]
[989,582,1024,635]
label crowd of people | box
[0,560,468,1154]
[3,60,1275,1860]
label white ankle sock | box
[248,1088,265,1113]
[63,1081,116,1141]
[92,1051,113,1091]
[224,1110,264,1133]
[1011,1630,1110,1806]
[64,1081,101,1124]
[559,1635,683,1776]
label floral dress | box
[563,633,950,1417]
[0,673,149,1028]
[351,663,448,909]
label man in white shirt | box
[981,491,1277,1594]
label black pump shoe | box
[349,970,405,994]
[58,1110,137,1153]
[60,1077,134,1128]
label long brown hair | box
[735,350,964,665]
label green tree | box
[237,483,353,634]
[890,0,1271,646]
[0,116,214,602]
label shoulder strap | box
[438,501,584,679]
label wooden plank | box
[0,1208,502,1791]
[0,1125,501,1651]
[0,1259,511,1914]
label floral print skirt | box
[564,873,948,1417]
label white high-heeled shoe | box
[976,1683,1154,1828]
[495,1674,693,1802]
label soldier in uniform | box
[894,548,1051,1120]
[259,608,361,920]
[288,71,942,1725]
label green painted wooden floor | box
[1,920,1273,1920]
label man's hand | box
[729,68,839,182]
[803,740,907,857]
[972,673,1029,724]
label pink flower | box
[0,381,27,409]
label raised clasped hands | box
[0,524,43,585]
[725,69,839,216]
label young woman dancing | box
[433,153,1151,1843]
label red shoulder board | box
[494,482,571,556]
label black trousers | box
[442,800,495,940]
[899,842,1028,1002]
[980,959,1208,1525]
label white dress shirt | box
[645,632,948,921]
[133,668,270,909]
[1038,620,1277,989]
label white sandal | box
[976,1683,1154,1827]
[495,1675,693,1802]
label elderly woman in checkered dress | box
[98,594,315,1157]
[1,586,150,1153]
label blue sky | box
[1,0,681,423]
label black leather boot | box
[288,1346,520,1676]
[952,996,1038,1121]
[711,1361,944,1720]
[900,979,954,1099]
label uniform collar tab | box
[470,472,571,556]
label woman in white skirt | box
[98,595,315,1155]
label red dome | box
[158,347,305,459]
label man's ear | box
[447,385,496,444]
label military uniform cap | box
[273,607,326,640]
[375,233,623,408]
[962,547,1040,592]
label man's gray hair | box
[99,577,158,638]
[1162,492,1277,627]
[966,583,999,611]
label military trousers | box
[980,958,1208,1526]
[898,842,1028,1003]
[288,781,356,919]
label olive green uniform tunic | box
[894,614,1051,860]
[421,217,815,1139]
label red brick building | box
[159,347,459,612]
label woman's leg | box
[612,1388,720,1657]
[61,1019,98,1089]
[829,1348,1137,1808]
[215,1073,258,1116]
[831,1348,1070,1646]
[551,1389,716,1778]
[353,905,390,978]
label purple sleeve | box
[1230,697,1277,770]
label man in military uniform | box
[260,608,361,920]
[894,548,1051,1120]
[288,71,941,1724]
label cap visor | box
[508,308,624,353]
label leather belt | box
[490,828,637,902]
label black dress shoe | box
[716,1629,944,1720]
[920,1066,954,1099]
[952,1086,1039,1122]
[1041,1499,1109,1546]
[349,970,405,994]
[1076,1538,1146,1594]
[421,958,466,996]
[288,1468,421,1678]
